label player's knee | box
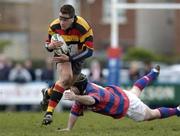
[59,75,73,88]
[144,109,159,121]
[63,79,72,87]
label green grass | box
[0,111,179,136]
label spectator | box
[88,59,106,86]
[140,60,152,76]
[0,55,11,81]
[129,61,140,83]
[8,63,32,83]
[5,57,14,75]
[41,57,54,86]
[24,59,36,81]
[8,62,32,111]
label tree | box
[123,47,156,62]
[0,40,11,53]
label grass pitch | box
[0,111,179,136]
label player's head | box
[73,73,88,95]
[59,4,75,30]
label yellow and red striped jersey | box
[45,16,94,62]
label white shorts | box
[124,90,148,121]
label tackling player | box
[56,65,180,131]
[41,4,94,125]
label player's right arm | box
[44,19,63,51]
[59,101,84,131]
[59,113,78,131]
[45,38,63,51]
[67,113,78,130]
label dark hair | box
[73,73,88,95]
[60,4,75,18]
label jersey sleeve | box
[70,101,84,116]
[78,18,93,52]
[76,16,94,50]
[88,92,100,105]
[69,47,93,62]
[44,19,59,52]
[69,16,94,62]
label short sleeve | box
[70,101,84,116]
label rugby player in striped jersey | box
[57,65,180,131]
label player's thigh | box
[125,90,147,121]
[56,62,73,81]
[72,61,83,75]
[129,86,141,97]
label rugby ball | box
[51,34,69,55]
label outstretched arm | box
[67,113,78,130]
[59,113,78,131]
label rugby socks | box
[46,84,65,113]
[43,84,55,100]
[47,88,53,96]
[158,107,180,118]
[47,83,55,96]
[134,68,159,90]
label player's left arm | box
[69,47,93,62]
[64,90,95,105]
[69,28,94,62]
[52,47,93,63]
[52,31,94,63]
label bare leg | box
[56,62,73,89]
[144,107,161,121]
[42,62,73,125]
[144,106,180,121]
[130,86,142,98]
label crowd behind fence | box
[1,55,180,111]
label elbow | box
[90,99,96,105]
[89,50,93,57]
[87,97,96,105]
[86,48,93,58]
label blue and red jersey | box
[71,82,129,119]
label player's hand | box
[48,40,64,50]
[57,128,71,132]
[52,54,70,63]
[70,86,80,94]
[64,90,76,101]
